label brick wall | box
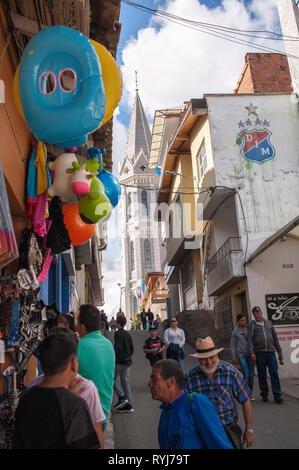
[234,53,293,94]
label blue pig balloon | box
[18,26,106,148]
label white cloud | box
[104,0,283,318]
[120,0,282,119]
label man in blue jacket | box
[148,359,233,449]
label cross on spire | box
[135,70,138,92]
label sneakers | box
[275,397,283,405]
[262,396,268,402]
[113,397,128,410]
[250,397,255,401]
[116,403,134,413]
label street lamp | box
[117,283,125,311]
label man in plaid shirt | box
[184,337,254,448]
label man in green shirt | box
[77,304,115,430]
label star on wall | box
[245,103,258,116]
[124,167,129,174]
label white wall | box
[277,0,299,93]
[246,235,299,378]
[206,93,299,259]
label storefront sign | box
[266,293,299,325]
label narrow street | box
[107,329,299,450]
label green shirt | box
[78,331,115,423]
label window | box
[127,193,133,220]
[197,141,208,180]
[130,241,135,271]
[144,240,152,269]
[141,190,148,217]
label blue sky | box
[102,0,282,318]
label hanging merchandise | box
[0,161,19,269]
[62,202,95,245]
[15,298,60,373]
[48,152,78,202]
[45,196,71,254]
[89,39,123,126]
[13,26,122,147]
[87,147,121,208]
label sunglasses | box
[170,320,177,323]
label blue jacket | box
[158,391,233,449]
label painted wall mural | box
[236,103,275,165]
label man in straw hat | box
[184,336,254,448]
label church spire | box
[124,77,151,163]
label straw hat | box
[189,337,223,359]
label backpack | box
[188,392,244,449]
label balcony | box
[206,237,245,296]
[166,236,185,266]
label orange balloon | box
[62,202,95,246]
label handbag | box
[188,392,244,449]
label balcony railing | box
[207,237,242,275]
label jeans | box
[113,364,132,404]
[238,354,255,392]
[255,351,281,398]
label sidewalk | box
[280,377,299,400]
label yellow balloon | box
[13,65,25,120]
[90,39,123,127]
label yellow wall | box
[215,279,249,327]
[190,116,216,204]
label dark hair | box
[252,306,261,313]
[237,313,246,322]
[57,313,77,332]
[117,315,127,328]
[78,304,101,333]
[153,359,184,390]
[50,326,79,347]
[38,332,77,376]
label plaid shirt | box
[184,361,251,426]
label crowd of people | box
[11,304,284,449]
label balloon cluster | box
[13,25,122,246]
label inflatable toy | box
[79,183,112,224]
[14,26,106,147]
[98,169,121,208]
[62,202,95,245]
[89,40,123,126]
[67,157,104,197]
[86,147,121,207]
[48,152,78,202]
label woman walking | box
[231,313,255,400]
[163,317,185,368]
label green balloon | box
[79,190,112,223]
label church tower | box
[118,86,165,321]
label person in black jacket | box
[113,315,134,413]
[147,309,154,327]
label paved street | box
[107,329,299,450]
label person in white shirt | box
[163,317,185,367]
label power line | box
[120,181,210,196]
[122,0,299,60]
